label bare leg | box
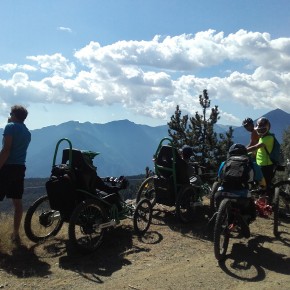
[12,198,23,237]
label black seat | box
[62,149,97,193]
[155,145,189,184]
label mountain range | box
[0,108,289,178]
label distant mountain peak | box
[264,108,289,118]
[107,119,133,125]
[269,108,285,113]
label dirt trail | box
[0,205,290,290]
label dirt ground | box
[0,203,290,290]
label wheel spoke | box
[69,200,106,253]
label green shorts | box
[0,164,26,200]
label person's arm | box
[247,142,264,153]
[217,162,225,179]
[0,135,12,169]
[248,130,260,147]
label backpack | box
[45,164,77,221]
[265,134,284,167]
[221,155,251,190]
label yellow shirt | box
[256,134,274,166]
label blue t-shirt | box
[3,122,31,165]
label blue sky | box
[1,0,290,130]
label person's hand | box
[118,176,129,189]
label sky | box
[1,0,290,130]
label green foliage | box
[282,125,290,163]
[167,89,234,172]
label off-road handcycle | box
[135,137,213,223]
[24,138,153,253]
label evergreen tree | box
[167,105,190,147]
[168,89,233,173]
[281,125,290,162]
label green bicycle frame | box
[52,138,73,169]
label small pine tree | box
[168,89,233,173]
[167,105,190,148]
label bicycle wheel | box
[213,198,231,261]
[275,180,290,217]
[273,180,290,237]
[176,185,197,223]
[24,195,63,243]
[209,181,220,214]
[136,176,156,206]
[68,199,107,254]
[133,199,153,236]
[273,187,280,237]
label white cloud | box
[0,63,37,72]
[1,30,290,125]
[74,32,228,71]
[19,64,38,71]
[57,26,72,33]
[27,53,76,77]
[220,111,240,125]
[0,63,18,72]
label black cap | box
[182,145,193,159]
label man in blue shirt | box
[0,105,31,244]
[215,144,266,223]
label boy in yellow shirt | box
[247,117,275,199]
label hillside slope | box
[0,108,289,178]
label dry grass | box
[0,212,18,254]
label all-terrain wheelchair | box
[24,138,153,253]
[136,138,211,223]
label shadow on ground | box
[218,234,290,281]
[58,224,158,284]
[150,204,214,240]
[0,243,51,278]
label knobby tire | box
[68,199,107,254]
[213,198,231,261]
[133,198,153,236]
[136,176,156,206]
[24,195,63,243]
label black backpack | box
[46,164,77,221]
[221,155,251,190]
